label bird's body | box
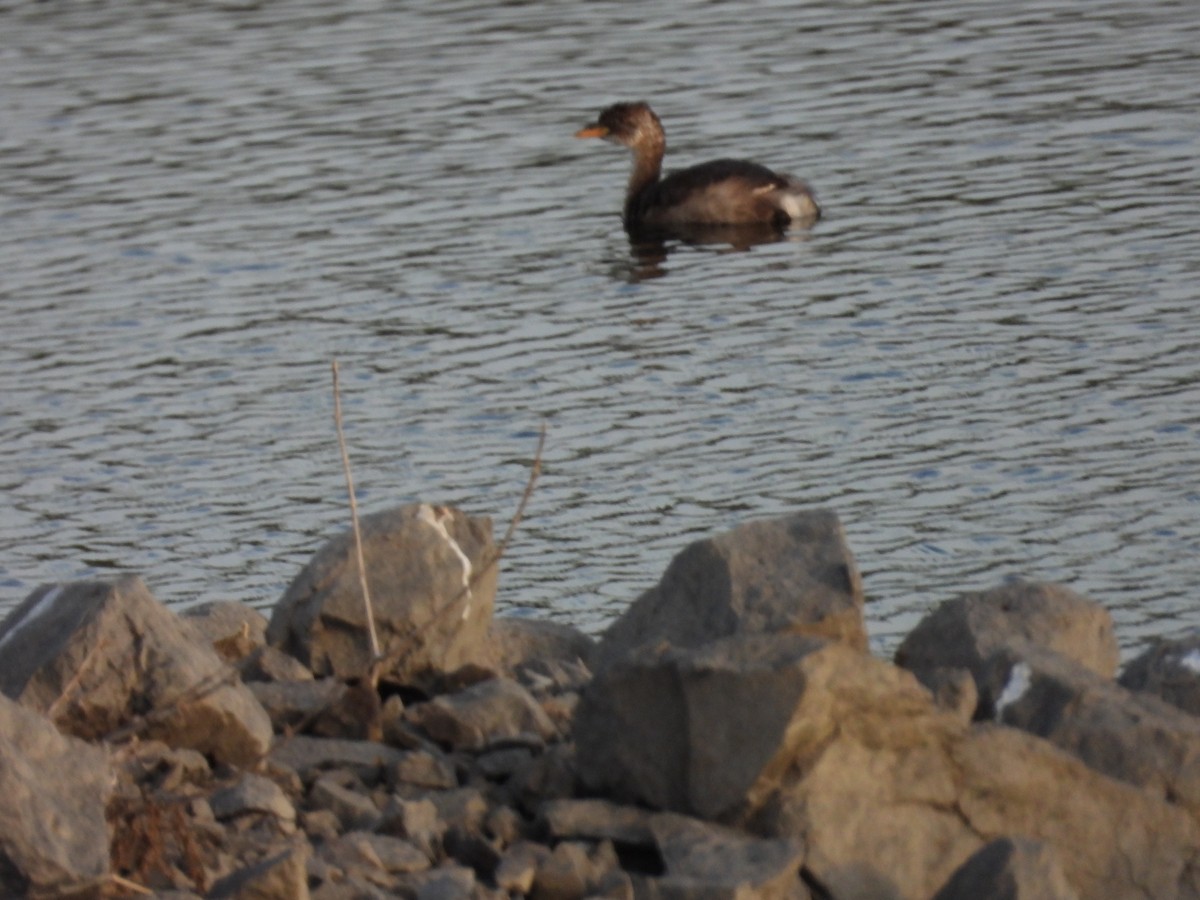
[575,102,820,232]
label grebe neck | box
[624,139,664,220]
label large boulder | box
[0,695,112,897]
[0,576,272,767]
[932,837,1078,900]
[1119,628,1200,717]
[576,632,1200,899]
[576,633,936,822]
[894,582,1119,716]
[989,643,1200,822]
[593,510,865,671]
[267,503,496,685]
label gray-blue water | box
[3,0,1199,656]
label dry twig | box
[332,360,381,668]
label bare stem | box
[381,421,547,671]
[332,360,381,665]
[486,420,547,578]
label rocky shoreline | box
[3,505,1200,898]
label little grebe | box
[575,102,820,231]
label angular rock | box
[577,633,888,820]
[181,600,268,663]
[240,645,315,683]
[952,726,1200,898]
[207,845,310,900]
[404,863,476,900]
[894,582,1118,716]
[540,799,656,845]
[250,677,380,740]
[1119,628,1200,717]
[933,837,1078,900]
[495,841,548,894]
[532,841,608,900]
[405,677,558,751]
[594,510,865,671]
[210,773,297,831]
[649,813,805,899]
[0,694,112,896]
[266,503,497,685]
[309,775,380,831]
[485,616,596,686]
[0,576,271,767]
[757,704,1200,899]
[988,644,1200,821]
[484,804,525,847]
[321,831,430,874]
[426,787,489,836]
[578,631,1200,898]
[269,735,406,783]
[388,748,460,791]
[506,744,578,812]
[475,745,535,781]
[377,797,442,860]
[249,678,347,734]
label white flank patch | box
[416,504,474,619]
[995,661,1032,720]
[1178,648,1200,674]
[0,584,65,654]
[779,193,804,220]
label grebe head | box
[575,102,665,151]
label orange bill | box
[574,125,609,139]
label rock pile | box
[2,505,1200,898]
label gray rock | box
[251,677,380,741]
[894,582,1119,716]
[1119,628,1200,717]
[989,644,1200,820]
[207,845,310,900]
[309,775,380,831]
[543,803,804,899]
[269,735,406,783]
[405,863,476,900]
[240,645,315,683]
[266,504,497,685]
[649,813,805,899]
[405,677,558,751]
[181,600,268,663]
[506,743,577,813]
[758,708,1200,899]
[388,748,460,791]
[933,837,1078,900]
[540,799,656,845]
[320,831,431,874]
[485,616,596,687]
[377,797,442,860]
[576,633,848,820]
[532,841,606,900]
[249,678,347,734]
[426,787,489,836]
[577,630,1200,898]
[915,666,979,723]
[474,745,534,781]
[210,773,297,831]
[495,841,548,894]
[0,694,112,896]
[0,576,272,767]
[593,510,865,671]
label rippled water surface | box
[3,0,1199,654]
